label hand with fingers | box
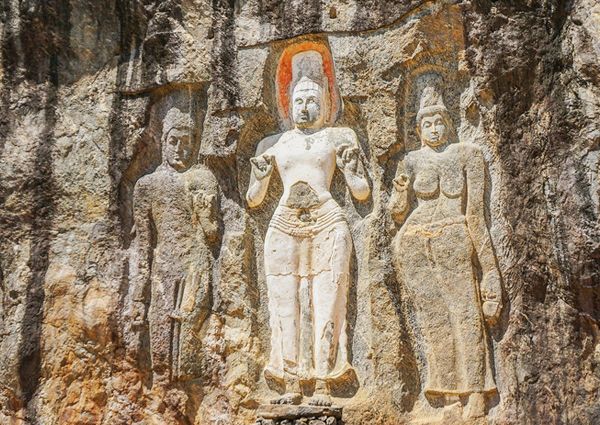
[193,192,216,211]
[336,144,360,174]
[393,173,410,192]
[250,154,274,180]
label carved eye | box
[306,97,316,104]
[422,121,432,128]
[169,136,178,145]
[295,98,303,104]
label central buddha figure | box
[246,50,370,406]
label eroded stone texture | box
[126,105,219,387]
[0,1,599,425]
[389,86,501,421]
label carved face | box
[292,86,324,129]
[419,113,448,148]
[164,127,193,171]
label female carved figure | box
[246,50,369,406]
[389,87,502,418]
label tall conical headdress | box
[416,86,450,125]
[275,42,341,127]
[162,107,194,139]
[291,51,326,90]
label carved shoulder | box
[457,142,485,169]
[187,165,219,194]
[133,173,157,201]
[329,127,358,149]
[404,150,419,175]
[455,141,481,156]
[255,133,284,156]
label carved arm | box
[246,153,274,208]
[336,131,370,201]
[465,146,503,324]
[128,180,152,326]
[192,191,219,244]
[389,173,410,224]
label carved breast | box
[438,149,465,198]
[413,166,439,199]
[276,136,335,174]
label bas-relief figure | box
[246,50,370,407]
[389,87,503,419]
[128,106,219,388]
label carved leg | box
[430,224,493,393]
[148,277,178,388]
[178,266,211,381]
[309,225,352,407]
[399,231,456,395]
[310,268,334,408]
[312,270,345,378]
[463,392,486,419]
[266,274,301,390]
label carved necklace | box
[304,137,314,150]
[294,128,316,150]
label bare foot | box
[308,393,332,407]
[463,392,485,419]
[270,392,302,405]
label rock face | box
[0,1,598,424]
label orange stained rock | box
[276,41,340,124]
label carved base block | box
[255,404,343,425]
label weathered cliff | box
[0,1,598,424]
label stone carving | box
[389,87,502,418]
[246,50,370,407]
[127,106,219,388]
[255,405,342,425]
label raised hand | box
[250,154,274,180]
[393,174,409,192]
[336,145,360,174]
[193,192,215,211]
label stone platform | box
[255,404,342,425]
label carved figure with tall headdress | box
[246,48,370,406]
[389,86,502,419]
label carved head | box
[416,86,452,148]
[291,76,327,130]
[161,107,195,172]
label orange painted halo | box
[276,41,341,126]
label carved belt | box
[269,201,347,238]
[404,216,467,238]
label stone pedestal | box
[255,405,343,425]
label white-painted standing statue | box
[246,50,370,406]
[389,86,502,419]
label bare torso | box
[404,143,467,226]
[261,128,352,206]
